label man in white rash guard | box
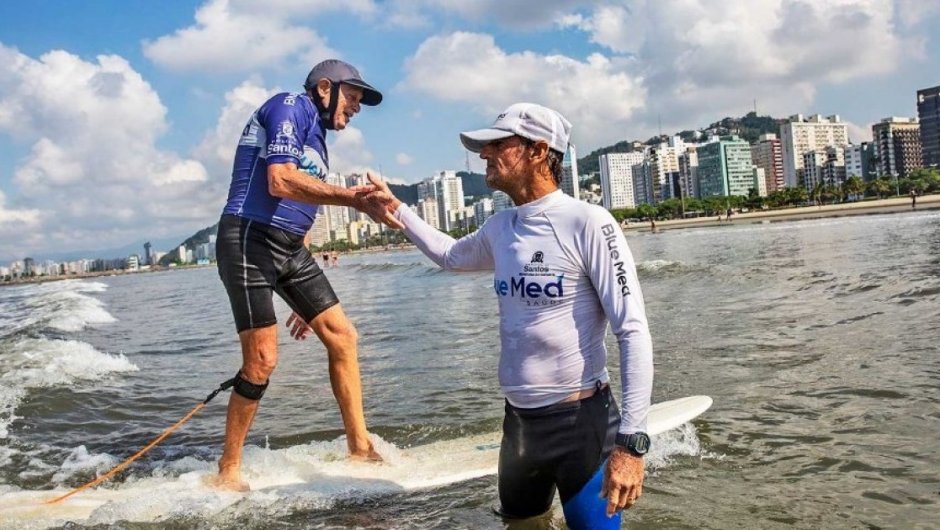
[365,103,654,528]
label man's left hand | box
[601,446,645,516]
[286,312,313,340]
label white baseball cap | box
[459,103,571,154]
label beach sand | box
[624,193,940,233]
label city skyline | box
[1,1,939,262]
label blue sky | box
[0,0,938,262]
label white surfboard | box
[0,395,711,528]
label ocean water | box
[1,210,939,529]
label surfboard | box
[0,395,712,528]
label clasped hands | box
[352,172,404,229]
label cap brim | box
[342,79,383,106]
[459,128,515,153]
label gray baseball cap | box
[304,59,383,106]
[460,103,571,154]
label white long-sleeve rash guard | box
[394,190,654,434]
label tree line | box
[610,168,940,223]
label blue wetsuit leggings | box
[498,384,622,529]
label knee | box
[319,317,358,347]
[242,348,277,382]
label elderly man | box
[213,59,400,491]
[364,103,654,527]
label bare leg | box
[310,304,380,460]
[212,324,279,491]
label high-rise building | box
[750,133,784,193]
[417,197,440,230]
[648,143,680,201]
[917,85,940,169]
[345,173,370,222]
[492,190,514,212]
[780,114,849,188]
[820,145,846,187]
[422,171,464,231]
[599,152,646,209]
[677,147,699,199]
[323,173,350,240]
[697,136,756,198]
[560,144,580,200]
[844,143,875,181]
[631,160,652,206]
[307,215,331,247]
[872,117,922,178]
[473,197,494,227]
[143,242,152,266]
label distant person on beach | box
[355,103,654,527]
[911,189,917,209]
[331,251,339,267]
[322,252,330,267]
[213,59,400,491]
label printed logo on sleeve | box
[267,120,303,158]
[601,224,631,297]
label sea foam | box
[0,338,138,439]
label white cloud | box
[385,0,595,29]
[395,153,413,165]
[400,32,646,151]
[844,119,874,144]
[142,0,364,73]
[561,0,914,136]
[328,126,376,175]
[0,44,217,259]
[402,1,923,148]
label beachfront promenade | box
[625,194,940,233]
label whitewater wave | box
[636,259,691,274]
[0,338,138,439]
[0,424,707,529]
[26,281,116,332]
[0,280,116,340]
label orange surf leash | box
[44,378,234,505]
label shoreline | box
[624,194,940,233]
[5,195,937,286]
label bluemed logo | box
[601,224,631,297]
[493,275,564,302]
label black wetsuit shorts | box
[498,383,622,529]
[216,214,340,332]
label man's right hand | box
[355,172,403,229]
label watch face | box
[632,433,650,454]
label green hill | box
[158,223,218,266]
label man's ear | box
[316,79,332,105]
[529,141,550,163]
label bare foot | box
[204,471,250,492]
[349,448,383,463]
[348,435,383,463]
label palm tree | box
[868,177,893,199]
[843,176,864,202]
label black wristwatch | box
[615,432,651,456]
